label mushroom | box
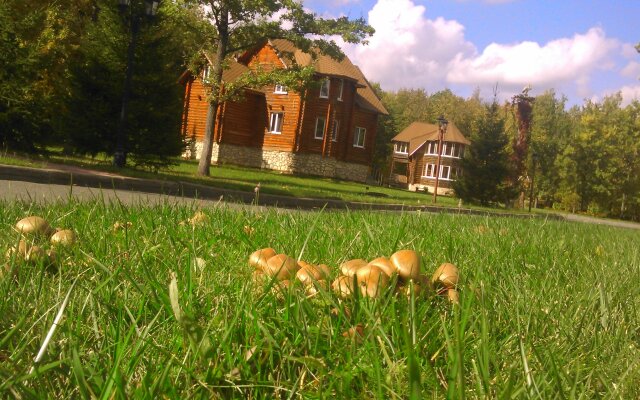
[390,250,421,281]
[356,265,390,298]
[305,279,328,296]
[447,289,460,305]
[431,263,459,289]
[332,275,355,299]
[189,211,208,225]
[296,263,330,285]
[367,257,396,277]
[264,254,299,281]
[15,216,52,236]
[339,259,367,277]
[342,324,364,342]
[248,248,277,271]
[50,229,76,247]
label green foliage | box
[454,102,516,205]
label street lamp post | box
[433,115,448,204]
[113,0,159,168]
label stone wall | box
[187,141,370,182]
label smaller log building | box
[389,122,470,194]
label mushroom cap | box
[50,229,76,247]
[249,248,277,271]
[340,259,367,277]
[305,279,328,296]
[356,265,390,298]
[189,211,208,225]
[25,245,47,264]
[264,254,299,280]
[296,262,330,285]
[367,257,396,277]
[432,263,459,289]
[332,275,355,298]
[390,250,421,281]
[15,216,52,236]
[447,289,460,305]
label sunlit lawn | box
[1,200,638,398]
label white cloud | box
[448,28,618,92]
[617,85,640,105]
[340,0,620,103]
[621,61,640,78]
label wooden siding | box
[181,78,210,141]
[342,107,378,165]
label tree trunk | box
[197,4,229,177]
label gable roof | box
[177,55,250,85]
[392,121,470,156]
[267,39,388,115]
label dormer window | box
[202,65,211,81]
[337,79,344,101]
[394,142,408,154]
[319,78,330,99]
[274,84,287,94]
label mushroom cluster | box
[2,216,77,278]
[248,248,460,303]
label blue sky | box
[303,0,640,106]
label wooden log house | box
[389,121,470,194]
[179,39,388,182]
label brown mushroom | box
[305,279,328,296]
[248,248,277,271]
[447,289,460,305]
[390,250,421,281]
[332,275,355,299]
[356,265,390,298]
[5,240,28,260]
[431,263,459,289]
[264,254,299,281]
[50,229,76,247]
[339,259,367,277]
[367,257,396,277]
[296,263,330,285]
[15,216,52,236]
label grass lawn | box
[1,200,638,398]
[1,149,500,210]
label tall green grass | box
[0,200,638,398]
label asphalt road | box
[2,179,639,230]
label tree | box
[62,0,198,169]
[453,102,516,205]
[192,0,373,176]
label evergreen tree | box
[453,102,516,205]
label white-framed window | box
[274,84,287,94]
[426,141,438,155]
[332,120,340,142]
[202,65,211,81]
[394,142,408,154]
[269,112,283,134]
[423,163,436,178]
[353,127,366,148]
[319,78,330,99]
[337,79,344,101]
[314,117,326,140]
[440,165,451,180]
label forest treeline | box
[1,1,639,220]
[375,88,640,220]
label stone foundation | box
[409,183,454,195]
[187,141,369,182]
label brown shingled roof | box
[269,39,388,115]
[392,121,470,156]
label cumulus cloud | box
[340,0,621,102]
[616,85,640,106]
[621,61,640,78]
